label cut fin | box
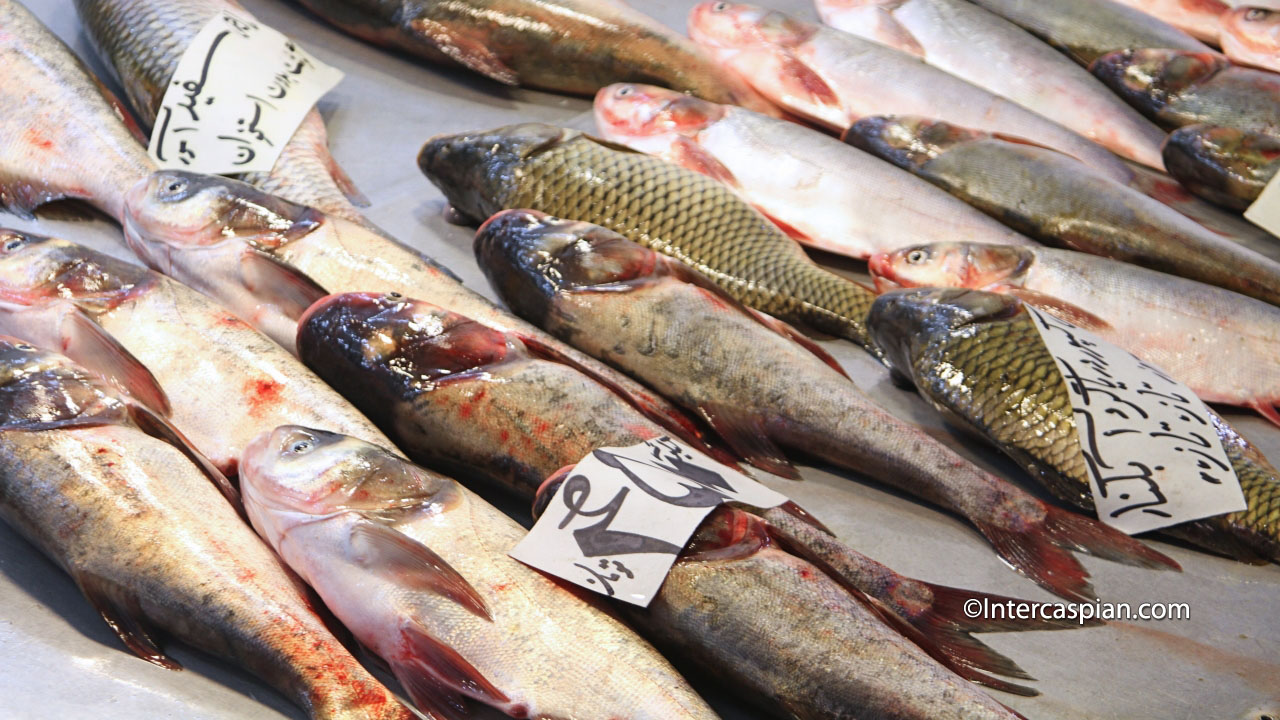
[128,403,242,513]
[240,250,329,322]
[775,52,841,110]
[670,136,738,186]
[349,520,492,621]
[697,402,799,480]
[408,18,520,85]
[390,620,510,719]
[1249,400,1280,429]
[746,308,849,379]
[62,309,171,416]
[1004,288,1112,332]
[77,572,181,671]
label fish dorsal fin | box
[76,571,182,671]
[1004,288,1112,332]
[239,250,330,322]
[389,619,511,719]
[62,308,171,416]
[696,402,799,480]
[407,17,519,85]
[349,520,491,621]
[127,403,242,512]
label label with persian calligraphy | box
[1244,170,1280,237]
[509,436,787,606]
[148,9,344,174]
[1027,307,1245,535]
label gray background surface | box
[1,1,1277,718]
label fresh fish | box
[1120,158,1280,249]
[685,1,1131,180]
[1107,0,1230,42]
[967,0,1212,66]
[814,0,1168,168]
[1163,124,1280,210]
[593,83,1033,259]
[868,287,1280,563]
[869,241,1280,424]
[241,426,718,720]
[1092,48,1280,132]
[0,229,389,475]
[0,0,154,222]
[73,0,369,223]
[0,339,413,720]
[417,123,882,350]
[1222,6,1280,72]
[845,115,1280,306]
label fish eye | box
[906,249,927,264]
[387,291,403,299]
[617,86,633,97]
[288,439,313,454]
[712,1,729,11]
[158,177,189,201]
[15,344,33,351]
[3,238,23,252]
[1246,8,1271,20]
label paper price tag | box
[509,436,787,606]
[148,10,344,175]
[1028,307,1246,535]
[1244,170,1280,237]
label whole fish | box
[1107,0,1230,42]
[685,1,1131,180]
[0,229,389,475]
[814,0,1168,168]
[1163,124,1280,210]
[845,115,1280,306]
[967,0,1212,66]
[73,0,369,223]
[0,0,154,222]
[869,241,1280,424]
[1222,6,1280,72]
[868,287,1280,563]
[593,83,1032,260]
[0,339,413,720]
[1092,48,1280,132]
[417,123,882,350]
[241,426,718,720]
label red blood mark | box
[349,681,389,709]
[459,402,474,419]
[236,568,256,582]
[216,315,244,327]
[798,568,813,580]
[24,128,53,151]
[499,429,510,443]
[244,378,284,414]
[493,582,513,592]
[96,447,109,454]
[532,419,552,435]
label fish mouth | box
[867,253,902,292]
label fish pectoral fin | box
[1003,288,1113,332]
[349,520,492,621]
[670,136,739,186]
[833,5,926,57]
[127,403,242,513]
[62,309,172,416]
[76,571,182,671]
[771,52,841,112]
[239,250,330,322]
[745,307,850,380]
[695,402,799,480]
[390,620,510,719]
[407,17,520,86]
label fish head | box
[1222,7,1280,56]
[868,287,1021,372]
[0,336,126,430]
[869,242,1032,293]
[593,83,724,148]
[843,116,983,170]
[688,2,816,50]
[418,123,570,224]
[474,209,658,324]
[0,230,145,311]
[1090,49,1227,114]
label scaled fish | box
[0,339,413,720]
[1107,0,1230,42]
[868,287,1280,564]
[1162,123,1280,210]
[1222,6,1280,72]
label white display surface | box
[1,1,1277,719]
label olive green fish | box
[1163,124,1280,212]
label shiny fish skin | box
[417,123,881,350]
[1162,124,1280,211]
[1221,6,1280,73]
[868,287,1280,563]
[0,340,413,720]
[1107,0,1229,42]
[73,0,369,223]
[845,116,1280,307]
[815,0,1168,168]
[0,0,154,222]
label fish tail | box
[791,269,879,352]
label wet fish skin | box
[1163,124,1280,211]
[240,425,719,720]
[73,0,368,223]
[0,339,414,720]
[867,287,1280,563]
[845,115,1280,306]
[814,0,1168,168]
[1107,0,1229,42]
[0,0,154,221]
[1221,6,1280,73]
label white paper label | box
[148,10,344,174]
[509,436,787,606]
[1027,307,1245,535]
[1244,169,1280,237]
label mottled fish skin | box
[417,123,881,351]
[967,0,1212,67]
[1107,0,1229,42]
[845,116,1280,307]
[0,340,414,720]
[815,0,1168,169]
[73,0,368,223]
[1162,124,1280,211]
[0,229,390,475]
[240,426,718,720]
[1221,6,1280,73]
[867,287,1280,564]
[0,0,154,221]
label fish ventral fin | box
[1003,288,1112,332]
[349,520,492,621]
[390,619,511,720]
[697,402,800,480]
[239,250,330,322]
[407,17,520,85]
[63,308,172,416]
[127,403,243,513]
[76,571,182,671]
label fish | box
[685,1,1132,180]
[0,338,414,720]
[1091,48,1280,132]
[241,425,719,720]
[869,241,1280,425]
[1106,0,1230,42]
[966,0,1213,67]
[1120,158,1280,249]
[73,0,369,223]
[0,0,154,222]
[844,115,1280,306]
[417,123,882,350]
[814,0,1168,168]
[1162,124,1280,211]
[1221,6,1280,72]
[593,83,1033,260]
[867,287,1280,564]
[0,228,389,475]
[295,290,1089,706]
